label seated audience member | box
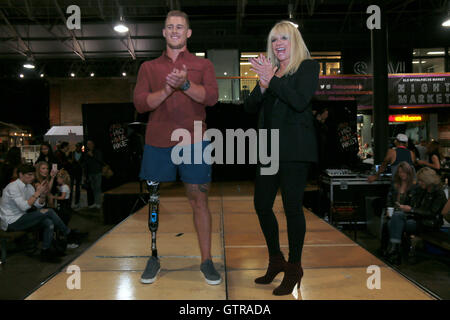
[35,143,58,168]
[34,161,58,208]
[53,169,72,226]
[392,167,447,263]
[0,164,77,262]
[0,147,23,193]
[416,140,441,175]
[381,162,416,262]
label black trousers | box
[254,161,310,263]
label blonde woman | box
[244,21,320,296]
[34,161,58,207]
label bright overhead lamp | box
[427,51,445,55]
[114,23,129,33]
[19,74,24,78]
[122,72,127,76]
[40,73,44,78]
[443,18,450,27]
[90,72,95,77]
[114,7,129,33]
[70,73,75,77]
[23,63,35,69]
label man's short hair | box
[17,164,36,175]
[166,10,190,28]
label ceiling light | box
[122,72,127,76]
[224,72,227,75]
[427,51,445,55]
[442,17,450,27]
[19,74,24,78]
[90,73,95,77]
[241,54,258,58]
[23,63,35,69]
[240,62,251,65]
[70,73,75,77]
[40,74,44,78]
[114,23,129,33]
[195,52,205,57]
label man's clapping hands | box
[165,64,188,92]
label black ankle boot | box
[273,262,303,296]
[255,252,286,284]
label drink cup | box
[387,207,394,217]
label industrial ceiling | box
[0,0,449,77]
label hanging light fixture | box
[114,6,129,33]
[443,3,450,27]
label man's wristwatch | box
[180,79,190,91]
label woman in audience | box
[416,140,441,175]
[36,143,58,168]
[391,167,447,264]
[381,162,416,262]
[34,161,58,208]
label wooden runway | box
[26,182,434,300]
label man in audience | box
[415,140,428,161]
[84,140,103,209]
[368,133,416,183]
[0,164,76,262]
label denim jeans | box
[8,208,70,250]
[388,211,417,244]
[89,173,102,206]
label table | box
[319,175,391,226]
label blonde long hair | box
[266,21,311,76]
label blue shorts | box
[139,141,212,184]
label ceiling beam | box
[23,0,34,21]
[97,0,105,20]
[0,9,33,57]
[236,0,247,33]
[339,0,355,33]
[119,33,136,60]
[53,0,85,60]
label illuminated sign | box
[388,115,423,122]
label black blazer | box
[244,59,320,162]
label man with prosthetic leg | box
[133,10,221,285]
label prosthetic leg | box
[147,181,160,258]
[140,180,161,284]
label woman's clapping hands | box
[249,54,277,90]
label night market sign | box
[315,73,450,109]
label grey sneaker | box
[200,259,222,285]
[140,256,161,284]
